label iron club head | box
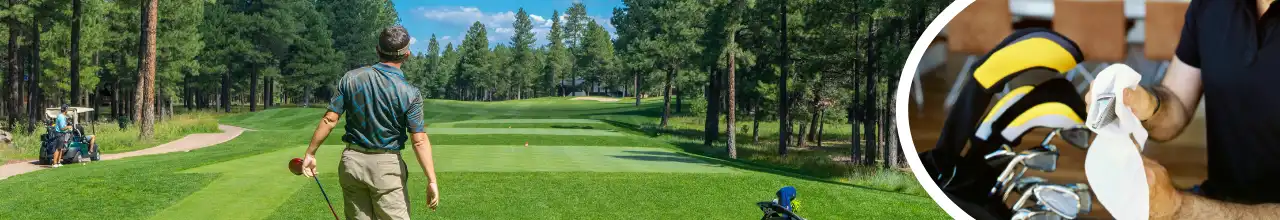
[992,146,1060,196]
[1003,176,1048,201]
[1034,184,1084,219]
[1011,206,1066,220]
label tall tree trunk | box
[796,111,808,148]
[727,49,737,159]
[752,101,761,143]
[861,17,880,166]
[634,72,640,106]
[138,0,158,140]
[249,70,258,112]
[28,15,41,133]
[269,77,275,107]
[705,67,720,146]
[807,96,821,142]
[221,71,231,113]
[777,0,790,156]
[6,0,18,129]
[112,80,120,119]
[817,116,824,148]
[133,0,148,124]
[660,66,674,127]
[262,77,269,108]
[883,94,894,169]
[70,0,82,105]
[676,88,682,113]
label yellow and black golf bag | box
[918,28,1089,219]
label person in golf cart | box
[49,104,98,167]
[49,104,73,168]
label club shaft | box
[314,175,340,220]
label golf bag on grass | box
[918,28,1095,219]
[757,186,805,220]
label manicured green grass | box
[0,98,943,220]
[269,172,943,220]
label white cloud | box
[416,6,616,47]
[410,37,418,45]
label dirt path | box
[0,124,246,180]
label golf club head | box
[996,145,1060,194]
[1064,183,1093,215]
[1003,176,1048,201]
[289,158,304,175]
[1034,184,1083,219]
[984,145,1017,167]
[1022,145,1059,172]
[1011,206,1066,220]
[991,156,1026,196]
[1011,184,1040,210]
[1056,127,1092,150]
[1088,93,1119,130]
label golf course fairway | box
[0,98,946,219]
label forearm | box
[305,112,341,155]
[1143,86,1194,142]
[1173,193,1280,220]
[410,132,437,183]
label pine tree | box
[510,8,535,99]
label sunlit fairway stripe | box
[441,119,607,124]
[425,128,623,136]
[152,145,732,220]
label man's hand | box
[1145,157,1183,220]
[301,154,318,177]
[427,182,439,210]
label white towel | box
[1084,64,1149,220]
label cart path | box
[0,124,245,180]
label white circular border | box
[895,0,976,219]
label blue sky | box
[394,0,623,54]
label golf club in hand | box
[291,158,340,220]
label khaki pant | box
[339,148,410,220]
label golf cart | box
[38,107,100,165]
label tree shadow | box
[610,155,710,164]
[550,125,595,129]
[622,150,685,157]
[662,141,917,196]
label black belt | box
[345,144,399,154]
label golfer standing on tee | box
[300,25,440,219]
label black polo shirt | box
[1177,0,1280,204]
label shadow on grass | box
[550,125,595,129]
[610,155,709,164]
[661,141,917,196]
[622,150,684,157]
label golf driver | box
[291,158,340,220]
[991,145,1060,196]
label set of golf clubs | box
[984,128,1093,220]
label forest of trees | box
[402,0,947,168]
[0,0,946,168]
[0,0,394,138]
